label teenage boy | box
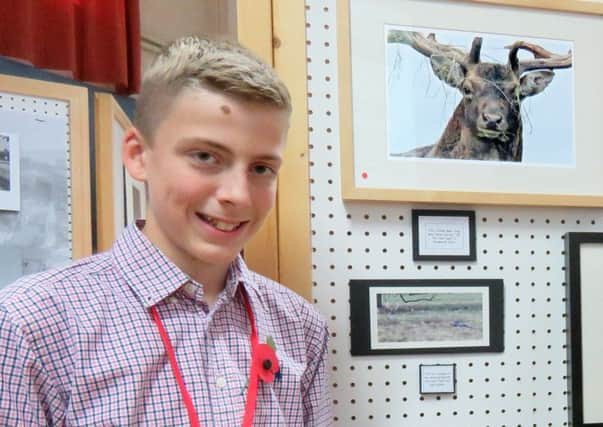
[0,37,331,426]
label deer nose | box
[482,112,503,125]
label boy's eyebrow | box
[179,137,283,163]
[179,137,232,153]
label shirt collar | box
[112,223,258,308]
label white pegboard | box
[0,91,73,278]
[305,1,603,425]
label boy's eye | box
[193,151,217,164]
[252,164,275,176]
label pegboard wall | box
[304,2,603,426]
[0,91,73,286]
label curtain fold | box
[0,0,141,94]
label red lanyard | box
[149,288,259,427]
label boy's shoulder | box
[245,269,326,332]
[0,251,112,323]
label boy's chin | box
[191,244,243,265]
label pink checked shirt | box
[0,224,331,426]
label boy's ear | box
[122,127,148,181]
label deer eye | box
[462,84,473,96]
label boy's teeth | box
[213,221,238,231]
[204,215,239,231]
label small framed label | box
[419,364,456,394]
[412,209,476,261]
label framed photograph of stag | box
[349,279,504,355]
[337,0,603,207]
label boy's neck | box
[138,221,230,306]
[189,265,228,306]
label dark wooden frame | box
[412,209,476,261]
[565,232,603,427]
[349,279,504,355]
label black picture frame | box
[411,209,476,261]
[565,232,603,427]
[349,279,504,355]
[419,363,457,395]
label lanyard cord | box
[149,287,259,427]
[240,288,259,427]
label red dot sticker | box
[361,172,368,179]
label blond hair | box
[134,36,291,141]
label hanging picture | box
[412,209,476,261]
[337,0,603,206]
[349,279,504,355]
[565,232,603,427]
[0,132,20,211]
[94,93,145,252]
[0,74,92,289]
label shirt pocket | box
[270,351,306,415]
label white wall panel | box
[305,1,602,425]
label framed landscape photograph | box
[337,0,603,206]
[412,209,476,261]
[349,279,504,355]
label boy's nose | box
[215,169,253,207]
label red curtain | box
[0,0,141,94]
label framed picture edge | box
[454,0,603,16]
[411,209,476,261]
[349,279,504,355]
[94,92,132,252]
[337,0,603,207]
[564,232,603,426]
[0,73,92,259]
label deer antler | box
[507,41,572,75]
[388,30,469,65]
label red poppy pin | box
[255,336,281,383]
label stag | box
[389,31,572,161]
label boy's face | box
[124,87,289,274]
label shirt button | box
[216,376,226,389]
[184,282,196,297]
[168,296,178,304]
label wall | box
[0,57,135,251]
[140,0,237,71]
[304,1,603,425]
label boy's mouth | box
[197,213,245,232]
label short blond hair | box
[134,36,291,141]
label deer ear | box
[429,55,465,88]
[519,70,555,98]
